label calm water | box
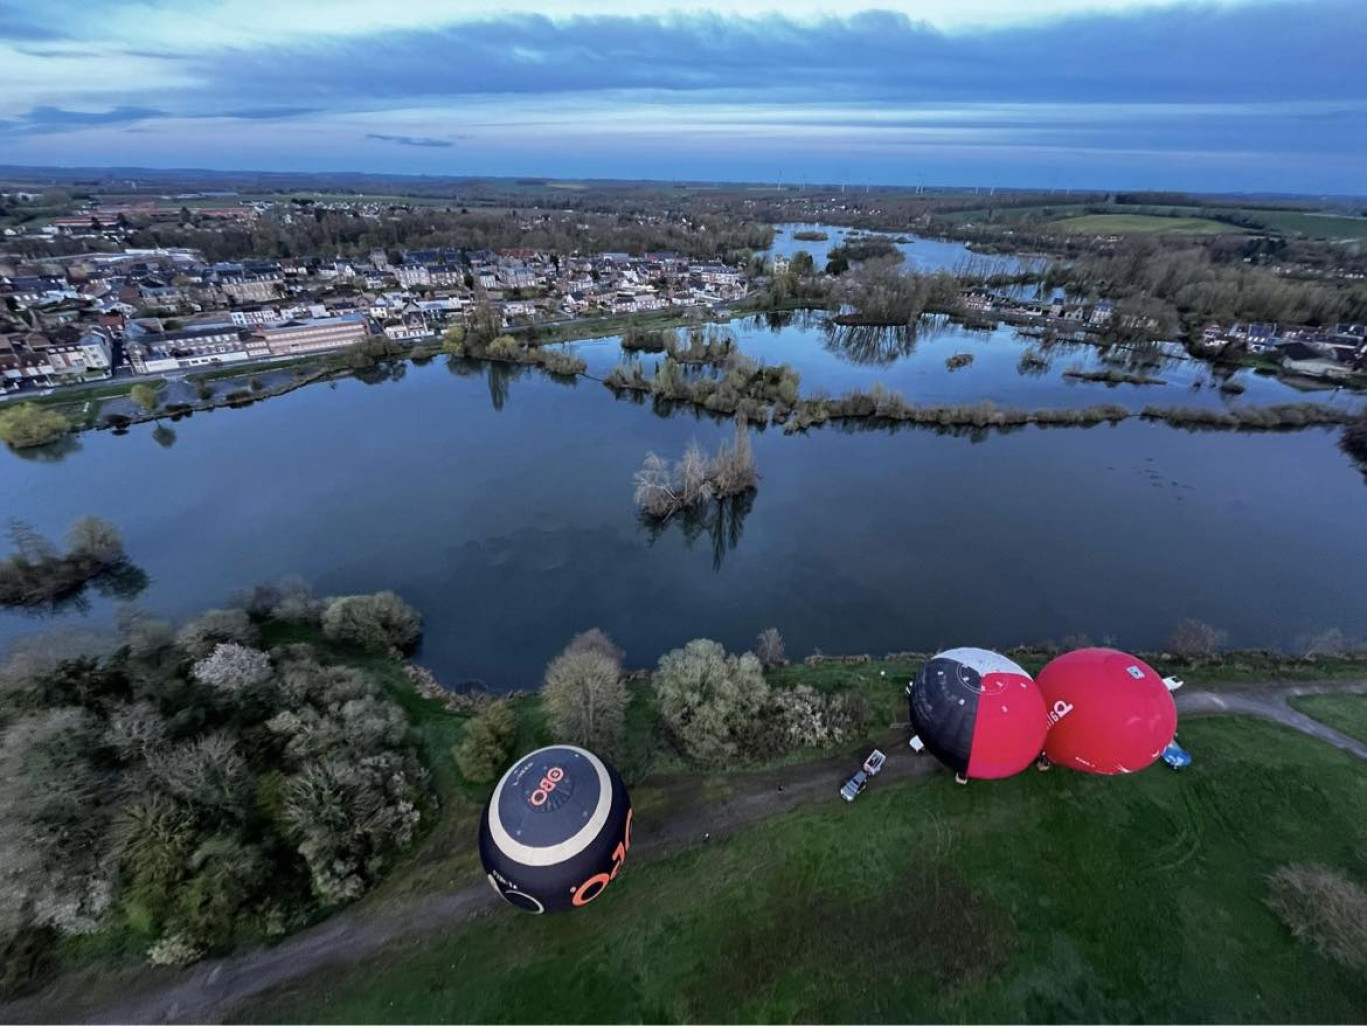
[575,312,1360,413]
[4,336,1367,689]
[766,223,1027,276]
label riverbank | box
[12,655,1367,1023]
[236,711,1367,1025]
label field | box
[1242,209,1367,242]
[243,716,1367,1024]
[1289,694,1367,745]
[1047,213,1243,236]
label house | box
[126,324,256,373]
[256,315,369,357]
[1088,301,1116,326]
[1279,341,1353,380]
[382,315,433,342]
[394,264,431,288]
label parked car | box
[863,749,886,776]
[840,770,869,802]
[1162,741,1192,770]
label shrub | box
[543,631,627,753]
[321,592,422,653]
[769,686,873,751]
[1343,415,1367,464]
[1167,618,1227,659]
[634,419,758,520]
[486,334,522,359]
[1,587,432,960]
[130,384,160,413]
[454,700,518,783]
[0,403,70,449]
[754,627,787,669]
[1297,628,1351,659]
[538,348,588,376]
[191,643,273,693]
[176,608,259,658]
[1266,863,1367,969]
[147,931,205,967]
[654,639,768,764]
[441,325,467,356]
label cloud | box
[366,133,455,148]
[184,3,1363,109]
[0,105,166,134]
[1,1,1364,191]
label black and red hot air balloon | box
[479,744,632,914]
[1037,647,1177,774]
[906,647,1048,780]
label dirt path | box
[5,679,1366,1026]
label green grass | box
[1290,694,1367,745]
[242,716,1367,1023]
[517,308,716,347]
[1240,209,1367,242]
[1048,213,1244,236]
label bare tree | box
[176,608,259,659]
[192,643,272,693]
[543,631,628,754]
[754,628,788,669]
[1167,619,1227,659]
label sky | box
[1,0,1364,194]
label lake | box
[4,321,1367,690]
[574,311,1360,413]
[766,222,1030,276]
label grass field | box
[1242,209,1367,242]
[1047,213,1243,236]
[1290,694,1367,745]
[243,716,1367,1024]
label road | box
[3,678,1365,1026]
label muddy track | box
[4,679,1366,1026]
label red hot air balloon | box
[906,648,1048,780]
[1037,648,1177,774]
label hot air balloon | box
[479,744,632,914]
[1037,647,1177,774]
[906,647,1048,780]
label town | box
[1,214,748,388]
[4,206,1364,393]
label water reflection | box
[151,423,177,449]
[821,322,919,366]
[443,357,581,411]
[2,558,149,618]
[7,434,83,463]
[353,359,407,386]
[638,490,755,570]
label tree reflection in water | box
[7,433,83,464]
[637,490,756,571]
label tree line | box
[0,579,429,991]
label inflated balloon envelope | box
[906,647,1048,780]
[479,744,632,913]
[1036,647,1177,774]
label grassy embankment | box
[513,307,726,347]
[1288,694,1367,746]
[1047,213,1245,236]
[271,645,1367,906]
[22,378,167,431]
[244,714,1367,1024]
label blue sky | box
[1,0,1364,193]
